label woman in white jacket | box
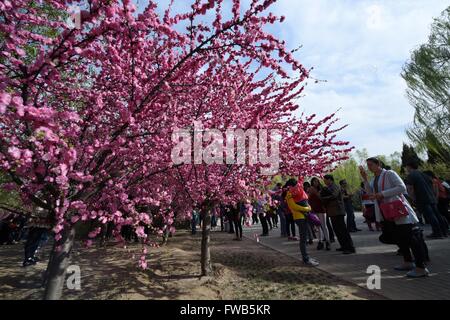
[360,157,429,278]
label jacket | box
[320,183,346,217]
[285,191,311,220]
[364,169,419,225]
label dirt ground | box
[0,230,382,300]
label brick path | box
[243,212,450,300]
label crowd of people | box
[0,209,50,267]
[2,156,449,279]
[191,157,450,278]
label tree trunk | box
[43,226,76,300]
[200,208,212,276]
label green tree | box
[355,148,370,165]
[388,151,402,174]
[400,143,423,174]
[425,130,450,164]
[420,162,450,181]
[331,158,361,193]
[402,6,450,163]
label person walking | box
[309,177,331,250]
[361,157,430,278]
[340,180,361,232]
[320,175,356,255]
[405,161,448,239]
[284,179,319,266]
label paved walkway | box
[243,212,450,300]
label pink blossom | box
[88,227,102,238]
[11,96,24,116]
[136,226,147,238]
[0,92,11,114]
[0,0,352,274]
[53,224,64,234]
[35,127,59,142]
[8,147,21,159]
[138,259,147,270]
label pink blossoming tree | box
[0,0,352,299]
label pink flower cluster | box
[0,0,352,269]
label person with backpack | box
[361,157,430,278]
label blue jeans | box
[420,204,449,236]
[295,219,309,263]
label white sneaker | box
[304,258,319,267]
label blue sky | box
[136,0,448,157]
[268,0,449,157]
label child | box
[290,179,317,244]
[289,178,310,208]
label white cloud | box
[269,0,448,156]
[366,4,384,30]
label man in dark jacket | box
[321,175,355,254]
[405,161,448,239]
